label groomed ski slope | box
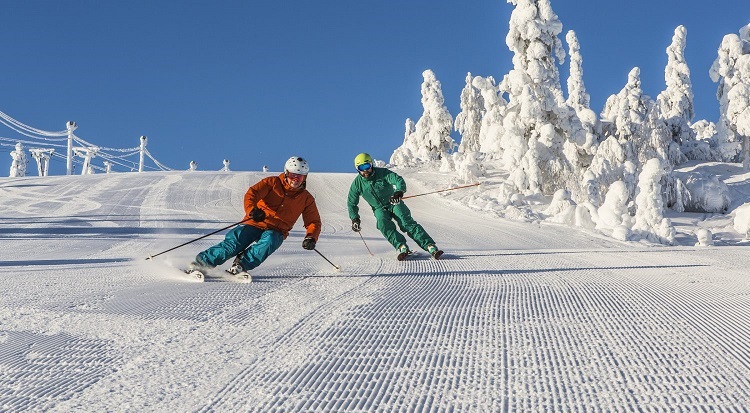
[1,170,749,412]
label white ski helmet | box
[284,156,310,175]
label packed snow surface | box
[1,170,750,412]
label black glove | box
[302,237,316,250]
[389,191,404,205]
[250,207,266,222]
[351,218,361,232]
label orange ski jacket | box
[243,173,321,240]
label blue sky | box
[1,0,747,174]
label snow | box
[2,166,750,411]
[2,1,750,409]
[734,202,750,237]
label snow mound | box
[733,202,750,238]
[682,173,731,213]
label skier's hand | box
[250,207,266,222]
[389,191,404,205]
[351,218,361,232]
[302,237,316,250]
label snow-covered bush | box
[452,151,485,183]
[578,170,598,206]
[733,202,750,238]
[596,180,632,231]
[544,188,575,217]
[694,228,714,246]
[680,173,731,213]
[632,158,675,245]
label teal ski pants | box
[197,224,283,270]
[374,203,435,251]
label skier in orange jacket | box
[189,156,321,278]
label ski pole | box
[145,217,253,260]
[314,248,340,270]
[358,231,374,256]
[401,182,480,200]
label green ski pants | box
[373,203,435,251]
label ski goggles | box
[356,162,372,172]
[287,172,306,182]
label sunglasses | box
[357,162,372,172]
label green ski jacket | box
[347,167,406,220]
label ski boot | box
[226,254,251,282]
[396,244,412,261]
[186,259,210,281]
[427,244,444,260]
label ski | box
[397,250,445,261]
[179,268,250,283]
[225,268,252,282]
[183,269,205,282]
[397,250,415,261]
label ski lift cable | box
[0,111,69,138]
[0,136,68,149]
[97,149,142,160]
[72,134,139,152]
[0,118,70,142]
[144,148,174,171]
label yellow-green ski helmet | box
[354,153,374,171]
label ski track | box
[0,172,749,412]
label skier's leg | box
[239,229,284,270]
[373,208,408,250]
[197,224,262,267]
[392,203,435,251]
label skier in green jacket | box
[347,152,443,261]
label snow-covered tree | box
[565,30,590,111]
[391,118,418,167]
[565,30,598,159]
[9,142,28,177]
[656,26,696,156]
[473,76,507,156]
[601,67,654,168]
[500,0,585,196]
[644,103,672,167]
[455,73,484,153]
[709,23,750,162]
[632,158,676,245]
[595,180,632,241]
[391,70,454,166]
[683,119,717,160]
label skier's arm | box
[243,178,273,218]
[384,169,407,193]
[347,179,361,220]
[302,196,322,241]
